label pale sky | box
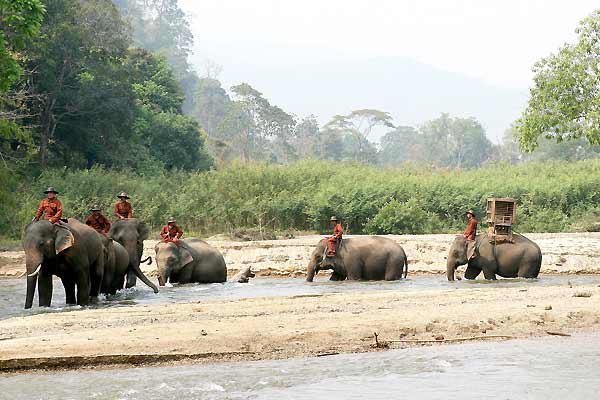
[179,0,598,89]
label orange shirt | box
[160,224,183,240]
[35,198,62,223]
[331,223,343,240]
[464,218,478,240]
[85,214,111,234]
[114,201,133,219]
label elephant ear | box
[55,226,75,254]
[179,246,194,267]
[137,222,150,240]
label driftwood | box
[374,332,515,346]
[546,331,571,337]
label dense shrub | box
[4,159,600,239]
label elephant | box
[154,238,227,286]
[22,219,104,309]
[109,218,154,289]
[101,238,158,296]
[230,266,255,283]
[306,236,408,282]
[446,234,542,281]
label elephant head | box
[306,239,346,282]
[109,219,158,293]
[154,242,194,286]
[446,235,469,281]
[22,221,74,309]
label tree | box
[517,9,600,151]
[23,0,135,168]
[379,126,420,166]
[220,83,296,162]
[0,0,45,92]
[419,113,492,169]
[323,109,394,163]
[113,0,198,113]
[291,115,320,159]
[192,77,231,136]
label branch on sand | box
[373,332,516,347]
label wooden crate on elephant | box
[485,198,516,243]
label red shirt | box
[464,218,478,240]
[331,223,343,240]
[114,201,133,219]
[160,224,183,240]
[85,214,111,234]
[35,198,62,223]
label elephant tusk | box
[27,264,42,277]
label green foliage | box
[517,9,600,150]
[365,199,441,234]
[0,0,46,92]
[4,159,600,239]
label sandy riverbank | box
[1,280,600,372]
[2,232,600,278]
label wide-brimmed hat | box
[466,210,475,216]
[167,217,176,223]
[117,192,130,199]
[330,216,338,221]
[90,205,101,212]
[44,187,58,194]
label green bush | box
[4,158,600,239]
[365,199,441,234]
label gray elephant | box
[109,218,152,288]
[446,234,542,281]
[22,219,104,308]
[101,238,158,296]
[306,236,408,282]
[155,238,227,286]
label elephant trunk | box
[446,259,456,281]
[24,250,43,309]
[306,259,317,282]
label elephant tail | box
[403,254,408,279]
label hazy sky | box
[179,0,598,89]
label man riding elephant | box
[85,205,111,236]
[326,216,343,257]
[114,192,133,220]
[160,217,183,244]
[464,210,478,260]
[32,187,62,224]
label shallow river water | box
[1,333,599,399]
[2,274,600,320]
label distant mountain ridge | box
[190,45,529,143]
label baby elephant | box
[155,238,227,286]
[230,266,255,283]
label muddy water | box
[1,334,599,399]
[2,275,600,321]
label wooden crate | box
[486,198,516,226]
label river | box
[2,274,600,320]
[1,333,598,399]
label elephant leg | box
[89,259,103,301]
[329,271,346,281]
[75,270,90,306]
[38,270,53,307]
[61,276,76,305]
[464,265,481,280]
[126,269,137,288]
[482,267,497,280]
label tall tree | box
[517,9,600,150]
[113,0,198,113]
[24,0,134,168]
[220,83,296,162]
[379,126,420,166]
[0,0,45,92]
[323,109,394,162]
